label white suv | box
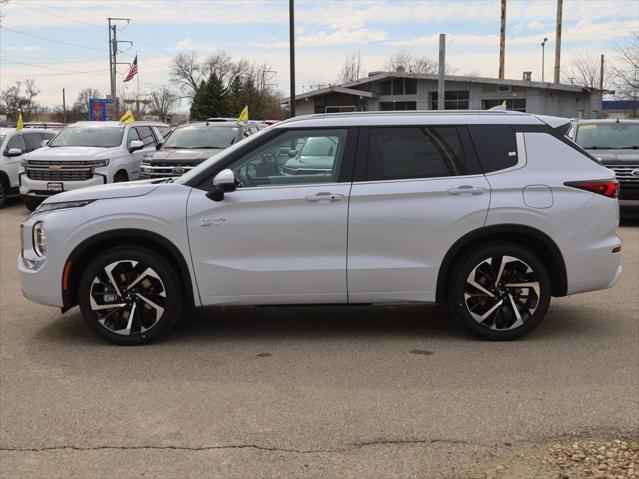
[19,111,622,345]
[0,128,58,208]
[19,121,168,210]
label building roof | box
[282,71,597,102]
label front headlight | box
[91,159,110,167]
[34,199,95,214]
[33,221,47,257]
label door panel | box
[347,125,490,303]
[187,183,350,304]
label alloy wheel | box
[89,260,167,336]
[463,255,540,331]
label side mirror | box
[6,148,23,157]
[40,139,50,148]
[288,149,297,158]
[155,142,163,151]
[206,169,236,202]
[129,140,144,152]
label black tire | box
[448,242,551,340]
[77,247,182,345]
[113,170,129,183]
[0,177,8,209]
[22,195,43,212]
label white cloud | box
[2,45,42,53]
[260,28,389,48]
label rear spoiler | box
[536,114,572,136]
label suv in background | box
[19,121,168,211]
[139,121,264,179]
[0,128,58,208]
[569,119,639,213]
[19,111,621,345]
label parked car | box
[568,119,639,213]
[19,111,621,345]
[19,121,168,211]
[139,121,265,179]
[0,128,58,208]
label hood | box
[24,146,113,161]
[146,148,223,164]
[584,148,639,165]
[42,178,164,204]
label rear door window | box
[365,126,481,181]
[137,126,156,146]
[467,125,518,172]
[23,132,44,152]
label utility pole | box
[438,34,445,110]
[600,54,605,90]
[498,0,506,79]
[62,88,66,123]
[553,0,562,83]
[108,17,131,118]
[289,0,296,117]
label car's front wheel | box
[78,247,182,345]
[448,243,551,340]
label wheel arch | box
[436,224,568,302]
[62,228,196,311]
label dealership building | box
[284,70,604,119]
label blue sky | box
[1,0,637,108]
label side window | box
[6,134,27,153]
[23,132,44,152]
[467,125,518,172]
[228,129,348,188]
[366,126,476,181]
[137,126,156,146]
[127,127,140,144]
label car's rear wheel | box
[448,243,551,340]
[78,247,182,345]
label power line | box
[12,1,105,30]
[0,26,105,52]
[118,30,167,56]
[1,58,108,74]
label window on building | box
[393,78,404,95]
[381,78,417,96]
[405,78,417,94]
[381,80,392,95]
[366,126,477,181]
[430,91,470,110]
[380,101,417,111]
[482,98,526,112]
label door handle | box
[305,192,343,202]
[447,185,486,196]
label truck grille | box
[139,163,195,178]
[27,168,93,181]
[608,165,639,183]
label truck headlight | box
[91,159,110,167]
[33,221,47,257]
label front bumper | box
[19,170,107,198]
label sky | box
[1,0,638,110]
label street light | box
[541,37,548,82]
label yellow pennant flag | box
[501,100,507,108]
[120,109,134,125]
[16,113,24,131]
[237,105,248,123]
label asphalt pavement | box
[1,198,637,478]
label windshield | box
[575,123,639,149]
[176,127,271,185]
[49,127,124,148]
[163,126,238,149]
[0,135,5,146]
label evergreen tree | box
[239,77,261,119]
[189,80,208,120]
[228,76,244,117]
[204,73,232,118]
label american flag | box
[123,56,138,82]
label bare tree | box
[384,50,455,74]
[74,88,101,115]
[564,52,611,89]
[0,78,42,120]
[170,52,201,97]
[612,32,639,105]
[148,87,179,122]
[338,50,365,84]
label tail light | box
[564,179,619,198]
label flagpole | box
[136,52,140,116]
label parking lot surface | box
[1,199,637,478]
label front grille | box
[139,163,195,177]
[27,168,93,181]
[607,165,639,183]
